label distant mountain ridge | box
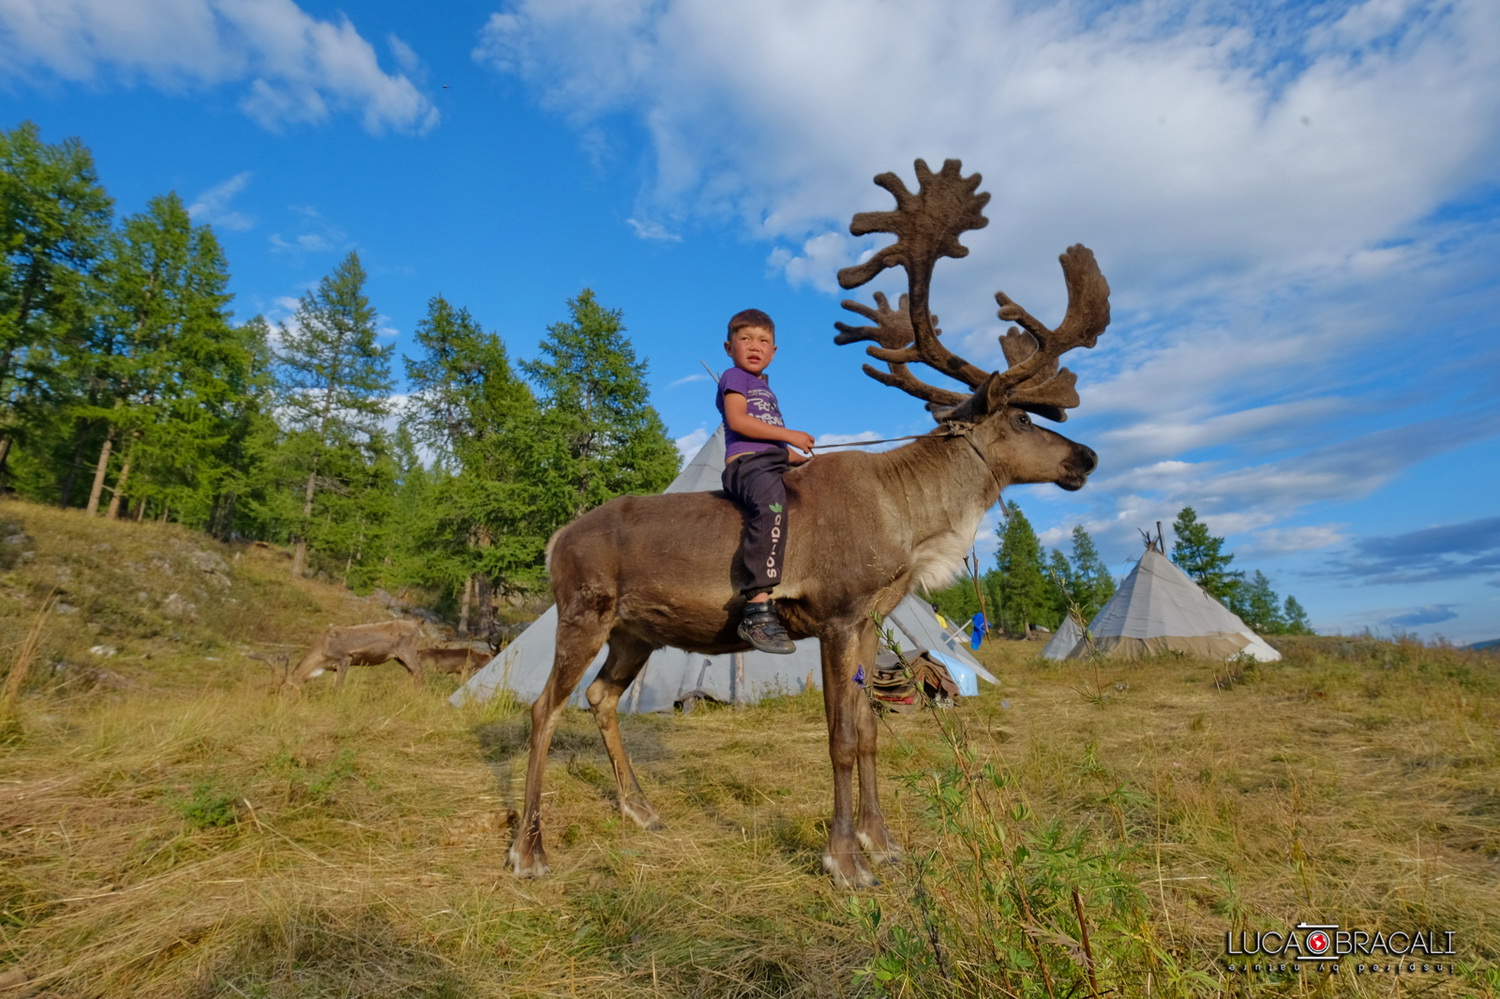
[1467,637,1500,651]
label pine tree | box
[1170,507,1243,606]
[523,289,679,518]
[274,252,393,578]
[1067,524,1116,620]
[0,122,113,485]
[995,504,1049,637]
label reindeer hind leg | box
[585,631,661,831]
[511,607,614,878]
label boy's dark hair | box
[727,308,775,338]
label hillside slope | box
[0,501,425,694]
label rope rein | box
[809,432,933,449]
[805,423,1009,515]
[808,424,974,449]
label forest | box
[2,121,1312,635]
[0,121,681,631]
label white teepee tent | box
[1041,547,1281,662]
[1040,613,1084,660]
[453,428,996,713]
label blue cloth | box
[717,366,787,460]
[971,612,988,650]
[928,651,979,697]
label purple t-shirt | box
[717,366,787,460]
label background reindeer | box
[511,159,1110,886]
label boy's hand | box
[785,429,816,455]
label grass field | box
[1,501,1497,997]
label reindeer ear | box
[937,371,1005,424]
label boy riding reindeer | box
[510,159,1109,886]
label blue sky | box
[3,0,1498,643]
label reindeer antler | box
[836,160,990,401]
[834,292,967,410]
[836,159,1110,423]
[991,245,1110,421]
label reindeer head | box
[834,159,1109,490]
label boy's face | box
[725,325,777,376]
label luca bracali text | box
[1224,923,1457,976]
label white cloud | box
[627,217,682,242]
[268,205,349,256]
[767,232,856,293]
[187,171,255,231]
[675,426,710,464]
[475,0,1499,273]
[0,0,439,134]
[1241,525,1350,556]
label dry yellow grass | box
[1,499,1497,997]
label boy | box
[717,309,815,654]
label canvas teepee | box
[1041,547,1281,662]
[453,428,996,713]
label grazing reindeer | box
[511,159,1109,886]
[290,620,428,689]
[417,644,492,678]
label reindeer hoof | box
[823,851,880,889]
[620,796,663,831]
[857,829,905,866]
[509,845,551,879]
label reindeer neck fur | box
[870,427,1005,593]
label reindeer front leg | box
[819,621,880,887]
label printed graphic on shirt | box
[744,387,784,426]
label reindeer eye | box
[1017,413,1032,427]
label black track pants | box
[722,449,789,598]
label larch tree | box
[1283,596,1314,635]
[1237,570,1287,635]
[274,251,392,579]
[0,122,113,485]
[522,289,679,521]
[1067,524,1117,620]
[1170,506,1243,606]
[1045,548,1074,628]
[80,193,241,523]
[204,315,277,539]
[402,296,546,630]
[994,504,1049,637]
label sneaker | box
[738,602,796,655]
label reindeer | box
[510,159,1109,886]
[417,643,494,678]
[290,619,429,689]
